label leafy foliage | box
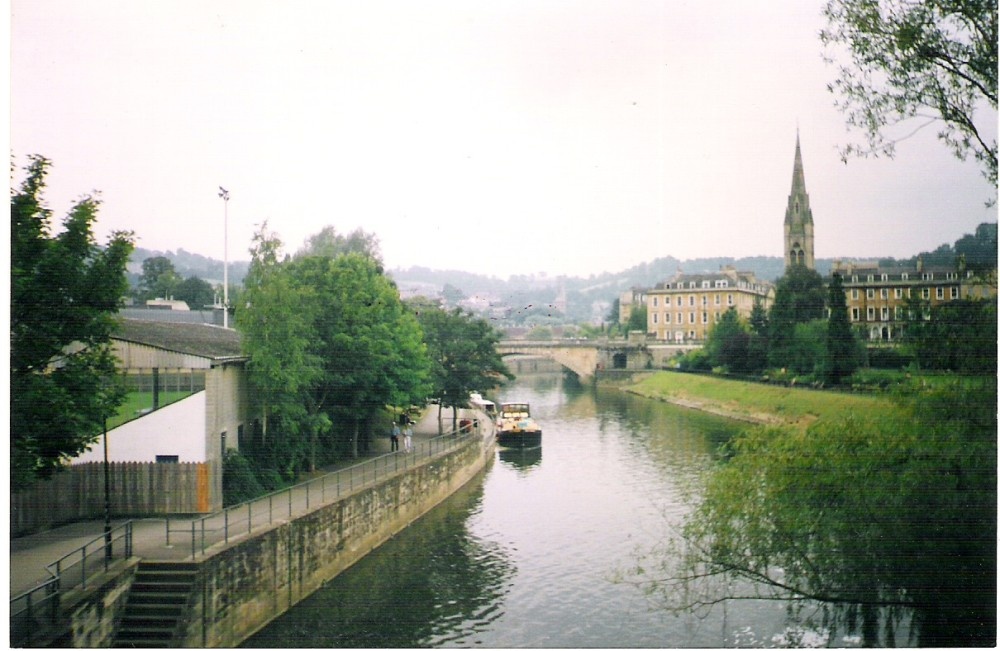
[704,307,751,373]
[11,156,134,484]
[821,0,998,185]
[825,273,861,383]
[629,377,996,646]
[902,296,997,372]
[411,302,513,429]
[173,275,215,309]
[136,255,181,301]
[768,265,827,370]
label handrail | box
[10,520,134,646]
[167,425,482,559]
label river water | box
[245,372,842,648]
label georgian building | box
[832,258,997,341]
[645,266,772,342]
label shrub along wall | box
[11,461,218,536]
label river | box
[244,372,846,648]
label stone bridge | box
[497,337,703,381]
[496,338,653,382]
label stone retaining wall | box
[180,432,492,647]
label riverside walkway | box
[9,406,492,599]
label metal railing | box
[167,427,479,559]
[10,521,134,646]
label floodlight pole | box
[218,187,230,328]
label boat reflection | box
[498,446,542,472]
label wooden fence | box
[11,461,219,537]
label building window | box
[727,293,733,305]
[922,272,932,281]
[713,311,720,323]
[676,312,682,324]
[689,296,695,307]
[880,288,888,299]
[894,288,903,299]
[702,312,708,324]
[895,306,904,320]
[851,275,858,283]
[851,289,859,300]
[701,295,708,306]
[881,307,889,321]
[652,313,658,324]
[689,312,695,324]
[714,294,721,305]
[664,313,671,324]
[664,296,671,306]
[921,288,930,299]
[851,308,860,321]
[867,275,874,282]
[866,289,875,299]
[881,274,888,281]
[936,287,944,299]
[689,281,696,289]
[867,307,875,321]
[901,273,909,280]
[156,455,179,464]
[950,286,959,299]
[652,297,658,308]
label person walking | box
[390,422,400,452]
[404,421,413,453]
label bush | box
[866,346,914,369]
[678,348,711,371]
[222,449,265,507]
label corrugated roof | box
[113,318,245,361]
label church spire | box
[783,131,815,270]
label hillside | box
[128,222,995,324]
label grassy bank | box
[626,371,902,428]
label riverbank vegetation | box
[624,371,996,646]
[227,223,508,506]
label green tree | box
[295,225,382,266]
[11,156,134,484]
[821,0,998,184]
[704,307,751,373]
[291,253,430,460]
[412,303,513,433]
[236,224,323,478]
[825,273,860,383]
[630,378,996,646]
[173,275,215,309]
[768,265,826,369]
[903,297,997,372]
[137,255,181,301]
[626,304,648,333]
[747,299,770,373]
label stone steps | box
[113,562,198,648]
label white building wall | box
[72,392,208,464]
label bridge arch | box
[496,342,599,382]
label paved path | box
[10,407,493,599]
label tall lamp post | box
[218,187,230,328]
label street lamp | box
[218,187,230,328]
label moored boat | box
[496,402,542,449]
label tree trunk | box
[352,418,360,458]
[437,402,443,435]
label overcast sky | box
[11,0,998,279]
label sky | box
[10,0,998,280]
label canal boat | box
[496,402,542,449]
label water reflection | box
[498,446,542,472]
[247,373,826,648]
[243,477,515,648]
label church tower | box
[784,132,815,270]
